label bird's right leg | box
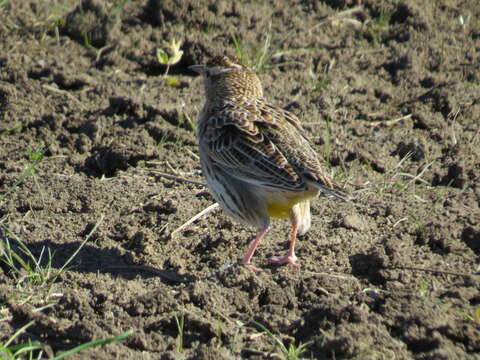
[241,222,270,273]
[269,204,306,269]
[268,216,300,268]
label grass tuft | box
[174,313,185,354]
[0,215,104,288]
[231,25,301,73]
[0,321,42,359]
[254,321,311,360]
[365,10,391,45]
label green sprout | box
[0,214,104,288]
[254,322,311,360]
[417,279,429,297]
[174,313,185,354]
[156,38,183,82]
[459,306,480,324]
[365,11,391,45]
[231,30,298,73]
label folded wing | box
[200,99,349,200]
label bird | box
[189,55,349,273]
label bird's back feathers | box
[198,97,350,201]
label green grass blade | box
[9,340,42,356]
[4,321,35,348]
[51,329,133,360]
[253,321,288,354]
[52,214,105,282]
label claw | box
[269,255,300,269]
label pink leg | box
[269,216,300,269]
[241,224,270,273]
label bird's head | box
[189,56,263,101]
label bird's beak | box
[188,64,205,74]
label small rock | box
[342,214,366,231]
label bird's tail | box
[307,178,352,202]
[317,184,351,202]
[304,170,352,202]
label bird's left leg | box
[241,220,270,273]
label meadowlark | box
[190,56,349,273]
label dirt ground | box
[1,0,479,359]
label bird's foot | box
[269,254,300,269]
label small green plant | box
[213,315,226,348]
[174,313,185,354]
[0,124,23,136]
[156,38,183,85]
[156,131,183,150]
[183,112,197,133]
[309,62,331,91]
[254,322,311,360]
[110,0,130,16]
[0,215,104,288]
[231,26,299,73]
[82,32,93,49]
[378,151,419,194]
[231,33,276,72]
[164,76,180,87]
[75,4,95,50]
[0,321,42,359]
[365,11,391,45]
[458,306,480,324]
[0,228,55,287]
[314,79,329,90]
[417,279,429,297]
[376,11,390,28]
[157,134,171,148]
[204,14,216,33]
[0,145,44,204]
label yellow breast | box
[266,187,319,218]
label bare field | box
[1,0,479,359]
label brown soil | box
[1,0,479,359]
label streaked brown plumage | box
[190,56,349,272]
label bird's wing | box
[255,100,346,197]
[200,98,345,198]
[200,100,305,191]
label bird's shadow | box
[4,239,194,285]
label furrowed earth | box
[0,0,479,359]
